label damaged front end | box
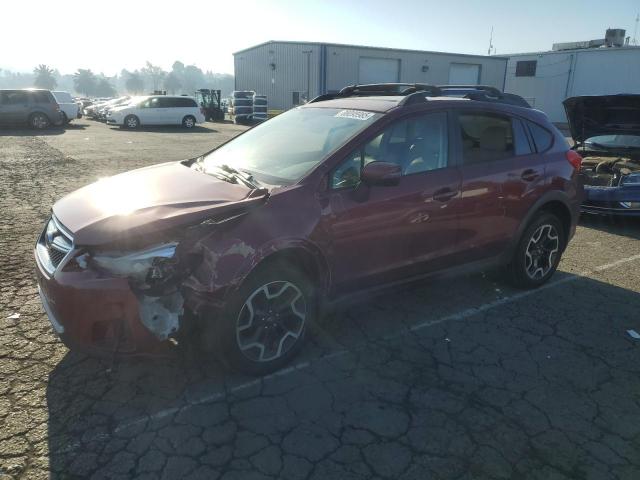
[563,95,640,215]
[88,243,186,341]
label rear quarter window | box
[527,122,553,152]
[32,91,53,104]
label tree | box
[181,65,205,94]
[125,71,144,94]
[163,72,182,94]
[94,78,117,97]
[33,64,57,90]
[141,61,165,91]
[73,69,97,96]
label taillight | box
[200,107,206,115]
[566,150,582,170]
[54,103,60,112]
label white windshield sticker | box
[335,110,375,121]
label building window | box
[515,60,537,77]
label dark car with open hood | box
[36,83,582,375]
[564,94,640,216]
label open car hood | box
[53,161,268,246]
[563,95,640,144]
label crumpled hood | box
[53,161,268,246]
[563,95,640,143]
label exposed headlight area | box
[83,242,185,340]
[91,243,178,287]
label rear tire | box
[29,112,50,129]
[124,115,139,129]
[505,212,564,289]
[182,115,196,128]
[208,262,314,375]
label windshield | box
[201,107,381,184]
[585,134,640,148]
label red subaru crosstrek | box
[35,84,583,374]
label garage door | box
[448,63,481,84]
[358,57,400,84]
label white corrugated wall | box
[503,47,640,123]
[234,42,507,110]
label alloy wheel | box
[126,117,138,128]
[524,224,559,280]
[184,117,195,128]
[235,281,306,363]
[32,114,49,129]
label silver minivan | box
[0,89,63,129]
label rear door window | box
[458,113,514,164]
[528,122,553,152]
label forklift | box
[195,89,224,122]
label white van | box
[52,91,80,123]
[106,96,206,129]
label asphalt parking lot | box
[1,120,640,480]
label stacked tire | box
[231,91,254,125]
[253,95,268,123]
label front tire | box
[211,262,314,375]
[182,115,196,128]
[29,112,50,129]
[505,212,564,289]
[124,115,140,129]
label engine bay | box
[580,156,640,187]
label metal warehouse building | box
[503,30,640,123]
[234,41,508,110]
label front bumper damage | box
[34,210,261,356]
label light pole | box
[302,50,312,102]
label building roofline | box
[233,40,507,61]
[497,45,640,58]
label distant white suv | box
[106,95,205,129]
[52,91,80,123]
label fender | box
[504,190,577,260]
[183,235,330,312]
[230,237,330,295]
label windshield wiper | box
[218,164,262,189]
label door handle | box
[521,169,539,182]
[432,187,458,202]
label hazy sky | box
[2,0,639,75]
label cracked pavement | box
[1,121,639,479]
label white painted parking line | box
[111,253,640,437]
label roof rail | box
[437,85,503,96]
[436,84,531,108]
[309,83,442,103]
[309,83,531,108]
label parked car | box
[564,94,640,216]
[84,96,130,120]
[0,89,63,129]
[35,83,582,374]
[106,95,205,128]
[51,91,80,123]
